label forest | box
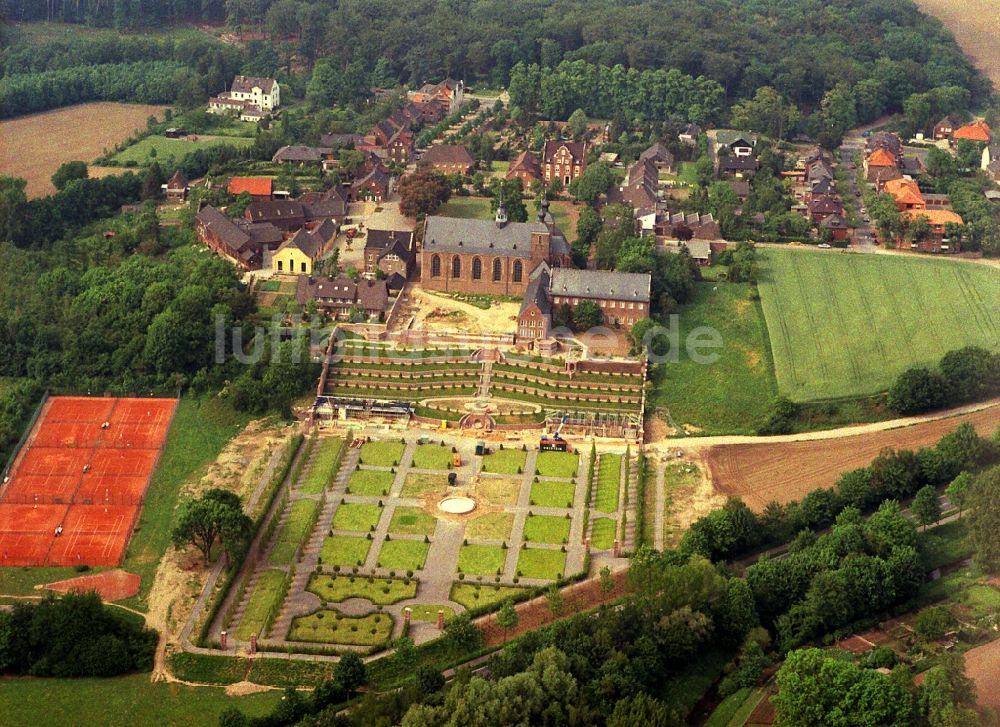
[1,0,991,119]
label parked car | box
[818,243,832,249]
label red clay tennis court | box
[0,396,177,567]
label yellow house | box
[272,229,320,275]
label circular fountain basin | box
[438,496,476,514]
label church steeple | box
[495,187,508,228]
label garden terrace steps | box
[621,455,639,552]
[477,361,493,398]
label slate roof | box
[244,222,283,246]
[245,200,305,223]
[300,188,347,219]
[356,280,389,311]
[231,75,277,94]
[820,214,848,229]
[549,268,650,303]
[278,228,320,258]
[719,157,759,172]
[385,272,407,292]
[423,217,549,257]
[272,145,331,163]
[519,268,551,316]
[197,205,251,251]
[366,229,414,261]
[639,142,674,167]
[320,133,364,148]
[311,218,338,243]
[296,276,357,306]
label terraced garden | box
[306,574,416,605]
[269,499,321,565]
[594,455,622,513]
[234,570,288,640]
[288,610,393,646]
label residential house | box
[902,209,964,250]
[506,150,542,185]
[321,133,364,149]
[808,194,843,223]
[612,158,659,215]
[866,131,903,158]
[272,145,333,166]
[299,188,348,225]
[542,140,587,186]
[819,214,848,242]
[364,228,414,279]
[295,275,391,320]
[729,180,750,203]
[548,268,651,328]
[208,76,280,120]
[352,166,391,203]
[228,176,273,199]
[718,156,759,178]
[421,144,475,175]
[953,120,991,144]
[884,178,926,211]
[655,212,721,241]
[162,170,189,201]
[421,200,572,296]
[715,131,757,158]
[272,228,323,275]
[662,239,711,265]
[933,116,958,140]
[245,199,305,231]
[411,79,464,113]
[638,142,675,173]
[981,144,1000,171]
[678,123,701,146]
[356,280,390,320]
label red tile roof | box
[953,120,991,142]
[228,177,272,197]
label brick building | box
[542,140,587,186]
[420,200,572,296]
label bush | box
[887,366,948,415]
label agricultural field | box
[110,133,253,165]
[0,101,166,197]
[913,0,1000,87]
[757,249,1000,401]
[648,282,776,435]
[704,403,1000,510]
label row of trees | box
[888,346,1000,415]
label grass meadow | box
[758,249,1000,401]
[234,569,287,640]
[111,134,252,165]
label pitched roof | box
[272,145,330,163]
[166,169,188,188]
[245,199,305,223]
[296,276,358,306]
[519,268,551,316]
[196,205,251,251]
[311,218,338,243]
[365,228,414,260]
[885,178,925,206]
[820,214,847,229]
[903,209,963,226]
[549,268,650,303]
[809,195,843,215]
[228,177,272,197]
[639,142,674,166]
[715,130,757,146]
[719,157,759,172]
[507,150,542,179]
[542,140,586,165]
[278,228,320,258]
[421,144,474,166]
[953,120,991,142]
[867,148,899,167]
[935,115,958,129]
[684,239,711,260]
[423,216,550,257]
[320,133,364,148]
[356,280,389,311]
[386,272,407,292]
[300,188,347,220]
[231,75,277,94]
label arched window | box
[431,255,441,277]
[512,260,523,283]
[452,256,462,278]
[472,257,482,280]
[492,258,502,281]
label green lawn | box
[359,441,406,467]
[411,443,453,470]
[590,517,617,550]
[595,454,622,513]
[288,610,393,646]
[306,574,416,605]
[465,511,514,540]
[516,548,566,580]
[406,604,456,622]
[0,673,281,727]
[319,535,370,567]
[536,451,579,478]
[332,503,383,532]
[376,539,430,571]
[234,569,287,640]
[758,249,1000,401]
[346,469,395,497]
[482,449,527,474]
[648,282,777,435]
[477,477,522,505]
[112,134,253,165]
[268,499,320,565]
[125,396,249,607]
[530,480,576,508]
[546,200,579,240]
[450,583,527,609]
[523,514,571,544]
[457,544,507,575]
[401,472,449,498]
[388,506,438,536]
[438,196,493,219]
[300,438,344,494]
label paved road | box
[837,142,878,250]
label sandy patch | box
[45,569,140,601]
[410,287,520,335]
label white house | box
[208,76,280,121]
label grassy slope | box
[124,396,249,608]
[649,282,777,435]
[758,249,1000,401]
[112,134,253,165]
[0,673,281,727]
